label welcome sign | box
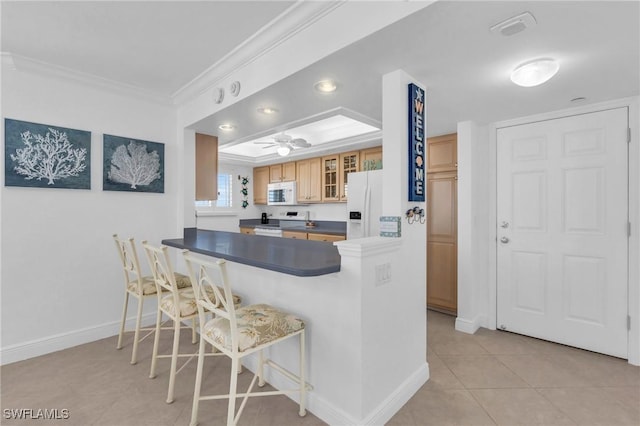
[408,83,425,202]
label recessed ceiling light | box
[314,79,337,93]
[218,123,235,131]
[257,107,279,115]
[510,58,559,87]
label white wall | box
[0,61,180,364]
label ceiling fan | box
[254,133,311,156]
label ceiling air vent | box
[490,12,537,36]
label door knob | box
[500,237,510,244]
[500,221,509,228]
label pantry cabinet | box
[426,133,457,173]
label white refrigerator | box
[346,169,383,239]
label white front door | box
[497,108,629,358]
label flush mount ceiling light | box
[510,58,559,87]
[257,107,279,115]
[218,123,235,131]
[276,145,291,156]
[314,79,337,93]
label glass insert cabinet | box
[321,151,359,202]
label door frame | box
[488,97,639,365]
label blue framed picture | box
[103,134,164,193]
[4,118,91,189]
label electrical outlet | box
[375,262,391,286]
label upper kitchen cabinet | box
[322,151,359,202]
[427,133,457,173]
[360,146,382,170]
[253,166,270,205]
[297,157,322,203]
[195,133,218,201]
[270,162,296,183]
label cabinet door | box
[426,171,457,313]
[269,165,282,183]
[360,146,382,170]
[239,227,255,235]
[296,158,321,203]
[427,133,457,173]
[296,160,310,203]
[253,166,270,204]
[307,157,322,202]
[308,233,346,242]
[322,156,339,202]
[340,152,359,200]
[282,162,296,181]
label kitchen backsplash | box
[263,203,348,222]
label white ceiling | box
[2,1,639,164]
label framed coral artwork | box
[4,118,91,189]
[103,134,164,193]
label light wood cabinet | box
[282,231,307,240]
[308,233,346,242]
[253,166,270,205]
[270,162,296,183]
[360,146,383,170]
[427,133,457,173]
[239,227,255,235]
[195,133,218,201]
[296,158,322,203]
[426,133,457,314]
[322,151,359,202]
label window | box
[195,173,232,208]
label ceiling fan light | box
[276,145,291,156]
[314,79,337,93]
[510,58,559,87]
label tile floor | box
[1,310,638,425]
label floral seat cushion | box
[160,288,242,318]
[127,272,192,295]
[202,304,305,352]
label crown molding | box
[171,1,346,105]
[1,52,173,106]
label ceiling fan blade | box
[290,138,310,147]
[254,141,276,145]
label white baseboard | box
[360,362,429,425]
[455,315,485,334]
[0,313,156,365]
[242,356,429,425]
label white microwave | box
[267,181,297,205]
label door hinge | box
[628,315,631,331]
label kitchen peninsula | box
[160,228,427,425]
[162,228,340,276]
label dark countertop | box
[239,219,346,236]
[162,228,341,277]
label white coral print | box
[10,128,87,185]
[108,141,161,189]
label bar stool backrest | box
[113,234,145,295]
[141,242,181,312]
[182,252,239,352]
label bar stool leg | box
[149,307,162,379]
[117,292,129,350]
[227,357,239,426]
[167,318,181,404]
[130,297,144,364]
[191,318,197,344]
[299,330,307,417]
[257,349,265,387]
[190,336,206,426]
